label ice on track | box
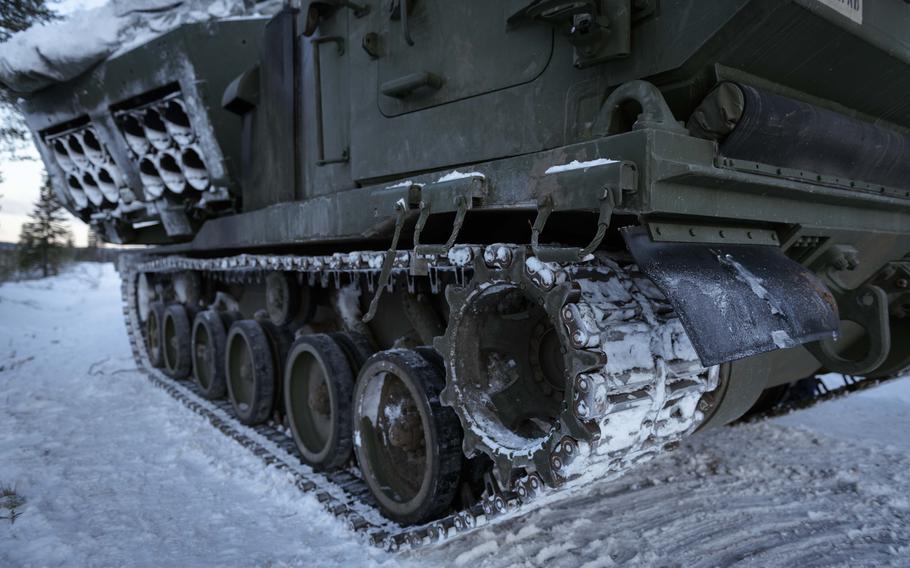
[1,264,909,567]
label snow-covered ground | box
[1,264,908,567]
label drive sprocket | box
[437,245,720,489]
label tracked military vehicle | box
[8,0,910,547]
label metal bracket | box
[805,285,891,375]
[506,0,631,67]
[531,159,636,262]
[648,222,780,246]
[413,176,484,256]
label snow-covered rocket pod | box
[114,93,216,211]
[12,9,266,242]
[43,124,123,212]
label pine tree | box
[87,228,101,249]
[0,1,54,42]
[18,177,72,277]
[0,1,56,174]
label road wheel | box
[163,304,193,379]
[328,331,374,369]
[146,302,166,368]
[192,310,239,399]
[353,349,462,525]
[226,320,276,425]
[285,334,356,470]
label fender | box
[622,226,839,367]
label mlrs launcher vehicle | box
[11,0,910,543]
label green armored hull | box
[11,0,910,534]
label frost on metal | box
[544,158,618,175]
[436,170,485,183]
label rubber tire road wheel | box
[353,349,463,525]
[146,302,166,368]
[265,272,300,326]
[284,334,356,470]
[226,320,276,425]
[163,304,193,379]
[328,331,374,370]
[192,310,239,399]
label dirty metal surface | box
[622,226,839,367]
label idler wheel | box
[353,349,462,525]
[163,304,193,379]
[146,301,166,368]
[285,334,358,470]
[226,320,278,425]
[192,310,240,399]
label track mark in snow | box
[414,417,910,567]
[455,538,499,566]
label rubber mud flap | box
[622,226,838,367]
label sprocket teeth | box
[524,255,568,290]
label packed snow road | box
[1,264,907,567]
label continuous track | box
[117,250,904,551]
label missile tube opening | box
[121,114,151,155]
[81,128,107,166]
[67,134,89,170]
[161,99,194,147]
[142,108,172,151]
[66,174,89,209]
[158,151,187,194]
[52,139,75,173]
[181,146,210,191]
[97,165,124,202]
[81,170,105,206]
[139,156,165,199]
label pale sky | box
[0,0,110,246]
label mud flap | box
[622,226,838,367]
